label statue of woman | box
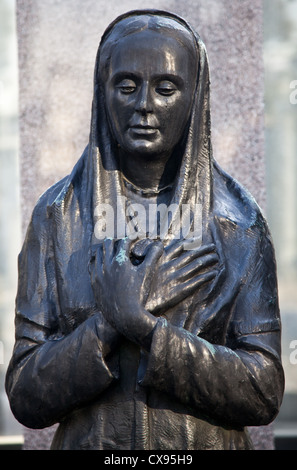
[6,10,284,450]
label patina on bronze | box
[6,10,284,450]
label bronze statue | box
[6,10,284,450]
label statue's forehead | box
[109,32,194,78]
[111,28,189,54]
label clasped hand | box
[89,237,219,350]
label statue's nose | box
[135,82,153,114]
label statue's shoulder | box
[32,176,70,218]
[212,161,267,233]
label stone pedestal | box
[16,0,272,450]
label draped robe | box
[5,10,284,450]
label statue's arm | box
[141,235,284,428]
[5,205,119,430]
[6,314,119,429]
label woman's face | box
[104,28,198,160]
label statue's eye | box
[117,79,137,94]
[156,80,177,96]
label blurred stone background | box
[0,0,296,450]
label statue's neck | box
[118,149,179,192]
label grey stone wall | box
[16,0,273,450]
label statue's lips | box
[129,125,158,136]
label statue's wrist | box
[126,308,158,351]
